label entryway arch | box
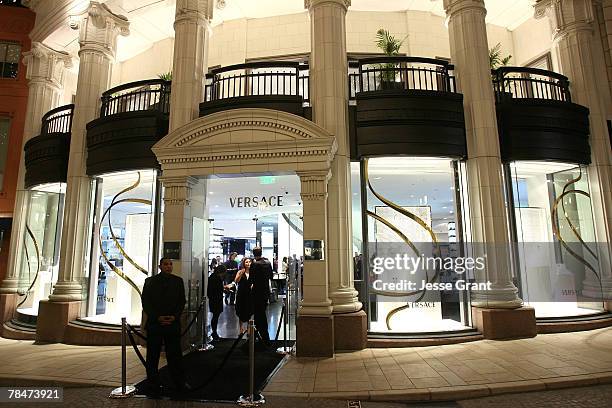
[152,108,338,355]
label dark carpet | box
[135,337,292,402]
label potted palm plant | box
[374,28,407,90]
[489,43,512,100]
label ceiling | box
[41,0,536,63]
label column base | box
[296,315,334,357]
[36,300,80,343]
[472,306,536,340]
[333,310,367,351]
[330,288,362,313]
[0,293,18,323]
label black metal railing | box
[40,104,74,135]
[492,67,571,102]
[351,57,457,99]
[100,79,171,117]
[204,61,310,105]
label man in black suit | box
[248,247,273,346]
[142,258,186,395]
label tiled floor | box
[0,338,148,387]
[0,327,611,402]
[265,327,612,400]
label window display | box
[16,183,65,317]
[359,157,471,333]
[508,162,604,317]
[85,170,159,325]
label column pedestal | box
[0,293,18,323]
[296,315,334,357]
[35,300,80,343]
[471,306,536,340]
[333,310,367,351]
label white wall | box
[112,37,175,87]
[102,9,555,90]
[511,16,553,68]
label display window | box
[358,157,471,333]
[16,183,65,318]
[84,170,160,325]
[508,162,604,317]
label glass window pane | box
[16,183,65,316]
[6,44,20,63]
[363,157,469,333]
[509,161,604,317]
[85,170,158,325]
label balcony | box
[86,79,171,176]
[24,104,73,188]
[199,61,311,119]
[349,57,466,159]
[493,67,590,164]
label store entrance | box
[205,174,303,340]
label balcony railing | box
[40,104,74,135]
[350,57,457,99]
[100,79,171,117]
[492,67,571,102]
[204,61,310,105]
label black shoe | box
[145,384,162,398]
[211,332,220,342]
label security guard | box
[142,258,186,396]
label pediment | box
[152,108,337,177]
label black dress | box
[234,272,252,322]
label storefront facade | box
[0,0,611,356]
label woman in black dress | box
[233,258,253,334]
[207,264,226,341]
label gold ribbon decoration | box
[16,224,41,309]
[551,169,600,283]
[99,172,153,297]
[364,158,442,330]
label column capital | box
[160,175,199,206]
[175,0,214,25]
[69,1,130,60]
[22,42,72,88]
[297,170,331,201]
[443,0,486,17]
[535,0,595,39]
[305,0,351,11]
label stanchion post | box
[110,317,136,398]
[198,296,214,351]
[276,296,289,355]
[238,319,265,406]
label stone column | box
[305,0,364,346]
[162,0,212,285]
[37,2,128,342]
[537,0,612,307]
[0,43,70,323]
[444,0,535,339]
[169,0,212,132]
[296,170,334,356]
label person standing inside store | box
[249,247,273,347]
[141,258,186,396]
[207,264,226,342]
[224,252,239,305]
[226,257,253,334]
